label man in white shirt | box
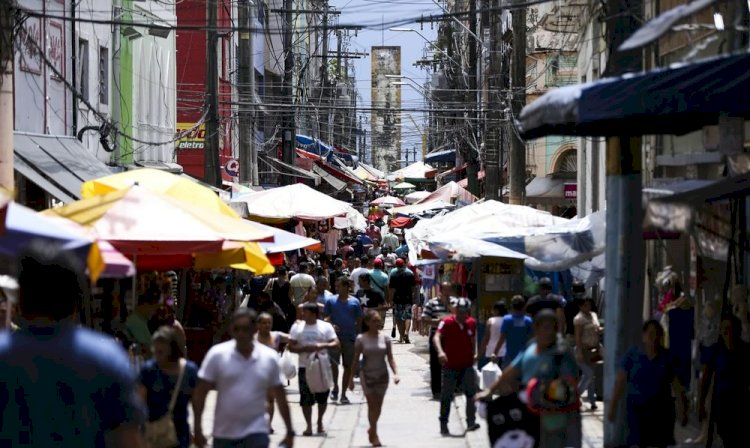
[288,303,340,436]
[290,262,316,305]
[349,256,371,295]
[193,308,294,448]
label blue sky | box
[330,0,442,162]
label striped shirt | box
[422,298,451,327]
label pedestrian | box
[357,273,387,327]
[125,287,161,358]
[477,309,582,448]
[298,286,325,319]
[288,302,340,436]
[608,319,687,448]
[348,310,400,447]
[255,312,290,434]
[265,266,295,331]
[698,313,750,448]
[139,326,198,448]
[526,277,566,334]
[149,297,187,356]
[421,282,454,399]
[192,308,294,448]
[315,276,335,304]
[574,297,603,411]
[388,258,416,344]
[491,295,533,369]
[368,258,389,298]
[0,241,146,447]
[478,300,508,366]
[433,297,481,436]
[290,262,317,306]
[324,277,363,404]
[254,291,288,333]
[349,256,370,295]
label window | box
[78,39,89,102]
[99,47,109,105]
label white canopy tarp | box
[388,161,436,181]
[232,183,366,230]
[404,190,431,204]
[388,200,455,217]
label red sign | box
[564,183,577,202]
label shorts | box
[213,434,270,448]
[393,303,413,321]
[298,368,329,406]
[328,337,355,367]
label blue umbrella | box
[0,203,92,262]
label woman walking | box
[574,297,602,411]
[255,312,290,434]
[139,326,199,448]
[349,310,400,447]
[478,300,507,366]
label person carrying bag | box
[145,359,186,448]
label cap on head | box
[395,258,405,268]
[373,258,384,268]
[453,297,471,310]
[538,277,552,289]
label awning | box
[457,170,486,188]
[261,156,320,182]
[425,148,456,164]
[525,176,571,205]
[517,53,750,140]
[14,132,114,203]
[311,164,347,192]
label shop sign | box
[564,183,577,202]
[175,123,206,150]
[225,159,239,177]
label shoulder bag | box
[145,359,186,448]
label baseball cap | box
[373,258,384,268]
[452,297,471,310]
[395,258,405,267]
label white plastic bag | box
[481,362,501,390]
[280,350,297,380]
[306,352,334,393]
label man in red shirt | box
[433,297,480,436]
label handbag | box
[306,352,334,393]
[144,359,186,448]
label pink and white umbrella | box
[371,195,406,207]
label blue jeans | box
[578,361,596,406]
[213,433,270,448]
[439,367,477,425]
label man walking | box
[434,297,481,436]
[422,282,454,399]
[526,277,566,334]
[0,242,146,447]
[324,277,362,404]
[193,308,294,448]
[288,303,340,435]
[491,295,533,368]
[290,262,316,305]
[388,258,416,343]
[368,258,389,298]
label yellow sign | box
[175,123,206,150]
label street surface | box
[190,318,606,448]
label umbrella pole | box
[131,254,137,312]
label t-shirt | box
[511,340,579,387]
[356,288,386,310]
[0,325,145,447]
[198,340,282,438]
[289,273,316,304]
[437,315,477,369]
[501,313,533,362]
[288,320,338,367]
[382,233,399,251]
[368,269,390,297]
[485,316,506,358]
[125,312,152,348]
[525,293,564,317]
[388,268,415,305]
[701,340,750,402]
[619,346,676,407]
[139,359,199,447]
[573,311,601,349]
[324,296,363,341]
[422,298,451,327]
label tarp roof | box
[416,181,477,205]
[389,161,437,180]
[517,53,750,140]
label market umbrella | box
[392,182,416,191]
[371,195,406,207]
[404,190,431,204]
[81,168,238,219]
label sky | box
[329,0,443,163]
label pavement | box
[188,320,609,448]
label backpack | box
[525,342,580,415]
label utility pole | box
[112,0,122,164]
[238,0,258,185]
[509,6,526,205]
[484,0,501,200]
[281,0,296,184]
[0,1,14,191]
[602,0,644,445]
[319,5,330,143]
[464,0,480,197]
[204,0,222,187]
